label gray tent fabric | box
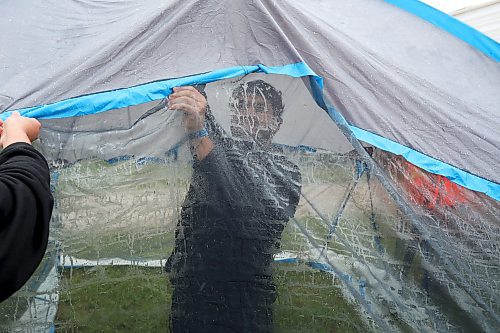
[0,1,499,333]
[36,74,352,164]
[0,0,499,184]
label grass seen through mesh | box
[55,264,368,332]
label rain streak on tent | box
[0,0,499,332]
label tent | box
[0,0,498,332]
[421,0,500,42]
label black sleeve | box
[191,145,254,206]
[0,143,54,303]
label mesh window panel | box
[1,74,498,333]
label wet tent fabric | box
[0,0,499,332]
[0,0,499,194]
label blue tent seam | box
[2,62,497,201]
[349,125,500,201]
[385,0,500,61]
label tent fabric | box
[386,0,500,60]
[21,72,496,333]
[349,125,500,200]
[1,61,496,200]
[0,64,316,121]
[35,73,353,164]
[1,0,498,188]
[0,0,499,332]
[452,1,500,43]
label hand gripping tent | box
[0,0,499,332]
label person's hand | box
[0,112,41,148]
[168,86,207,133]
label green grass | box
[0,298,29,327]
[55,266,170,332]
[49,155,378,332]
[273,263,369,333]
[54,264,369,332]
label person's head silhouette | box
[229,80,284,145]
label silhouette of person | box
[165,80,301,332]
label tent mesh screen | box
[0,74,498,333]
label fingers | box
[168,86,207,114]
[2,112,41,144]
[173,86,198,93]
[170,94,205,108]
[170,86,205,102]
[170,102,200,114]
[169,96,199,108]
[10,111,21,119]
[169,86,208,132]
[30,119,41,141]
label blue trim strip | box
[1,62,321,121]
[0,66,258,121]
[2,61,497,201]
[385,0,500,61]
[350,125,500,201]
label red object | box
[402,162,467,210]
